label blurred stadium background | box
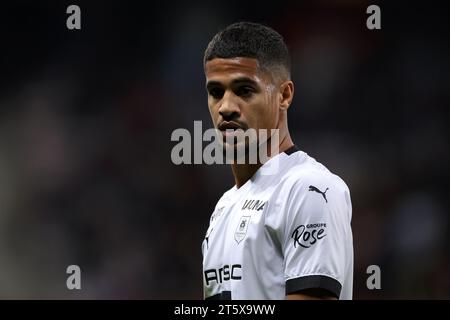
[0,1,449,299]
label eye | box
[209,88,224,99]
[235,86,254,98]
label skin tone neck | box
[230,119,294,188]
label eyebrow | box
[206,77,259,91]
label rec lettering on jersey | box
[204,264,242,286]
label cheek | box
[259,93,279,128]
[207,98,215,113]
[248,105,272,129]
[208,102,219,124]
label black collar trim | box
[284,145,299,155]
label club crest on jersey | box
[241,199,267,211]
[234,215,251,244]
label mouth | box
[218,122,245,138]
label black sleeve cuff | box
[286,275,342,299]
[205,291,232,300]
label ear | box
[279,80,294,111]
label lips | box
[218,121,246,138]
[218,121,245,131]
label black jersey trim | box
[283,145,299,155]
[205,291,232,300]
[286,275,342,298]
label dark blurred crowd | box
[0,1,449,299]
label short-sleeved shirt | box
[202,146,353,300]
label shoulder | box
[207,185,236,222]
[280,152,350,198]
[217,185,237,204]
[271,152,352,225]
[264,152,352,245]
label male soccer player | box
[202,22,353,300]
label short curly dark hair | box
[204,22,291,78]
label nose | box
[218,91,240,121]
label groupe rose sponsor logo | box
[170,121,280,175]
[291,223,327,249]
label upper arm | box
[280,172,353,299]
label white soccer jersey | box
[202,146,353,300]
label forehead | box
[205,57,267,83]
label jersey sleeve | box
[281,171,353,299]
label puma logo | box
[308,185,329,203]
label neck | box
[231,132,294,188]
